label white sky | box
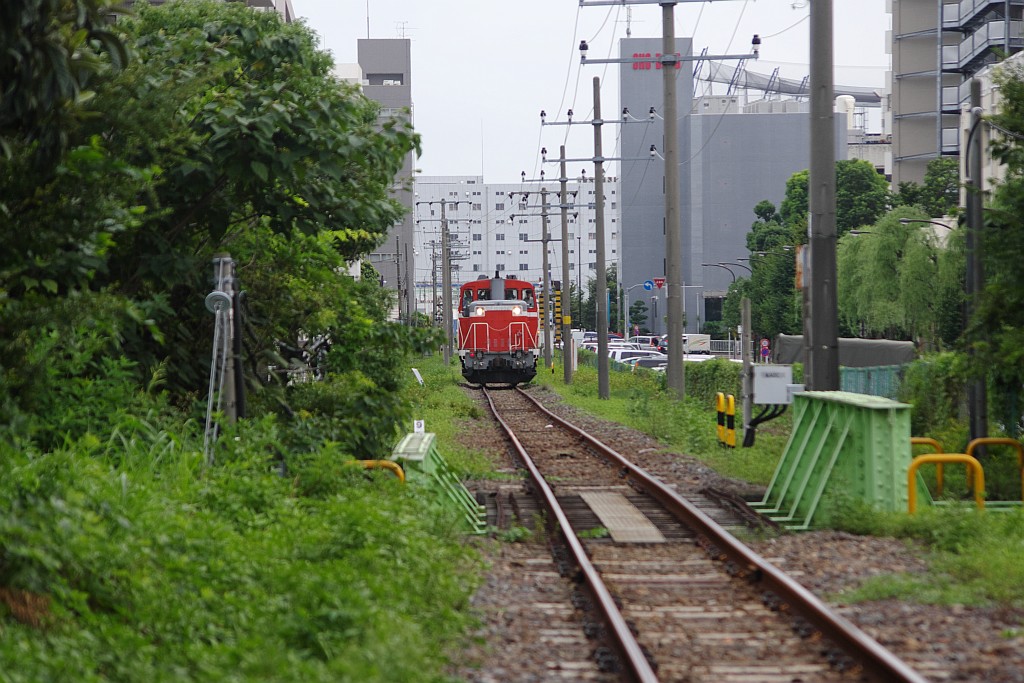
[292,0,889,184]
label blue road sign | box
[643,280,654,291]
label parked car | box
[628,335,661,348]
[608,348,667,363]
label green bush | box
[0,425,480,682]
[898,353,968,438]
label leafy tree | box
[894,157,960,217]
[629,300,649,334]
[974,60,1024,432]
[1,1,428,438]
[99,1,416,393]
[779,170,809,227]
[922,157,961,216]
[722,200,800,340]
[777,160,892,234]
[835,159,893,231]
[0,0,127,163]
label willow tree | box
[836,206,964,348]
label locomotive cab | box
[457,274,540,386]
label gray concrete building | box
[889,0,1024,185]
[358,39,416,321]
[619,38,848,334]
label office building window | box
[496,263,505,271]
[472,233,482,241]
[496,234,505,240]
[495,202,505,210]
[519,233,528,241]
[519,263,529,271]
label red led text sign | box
[632,53,682,70]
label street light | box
[702,262,737,283]
[899,217,956,245]
[721,261,752,275]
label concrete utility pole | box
[440,200,453,364]
[418,199,470,363]
[580,0,756,401]
[560,145,574,384]
[511,186,558,368]
[593,77,611,399]
[430,242,438,326]
[660,3,685,399]
[804,0,839,390]
[966,80,988,443]
[541,187,553,369]
[741,297,752,434]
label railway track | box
[479,385,929,683]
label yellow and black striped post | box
[715,392,726,446]
[725,394,736,448]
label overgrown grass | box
[403,355,498,478]
[823,499,1024,608]
[535,359,787,486]
[0,365,481,682]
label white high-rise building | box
[412,175,619,325]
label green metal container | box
[750,391,913,530]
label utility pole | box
[541,187,553,369]
[741,297,752,434]
[395,236,403,325]
[541,116,656,393]
[430,241,439,326]
[439,201,452,363]
[592,77,611,399]
[416,199,470,363]
[966,80,988,443]
[559,145,574,384]
[511,184,559,368]
[660,2,684,399]
[804,0,839,390]
[578,0,757,400]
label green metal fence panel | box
[392,432,487,534]
[750,391,912,530]
[840,365,905,399]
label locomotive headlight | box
[474,306,485,316]
[512,305,522,316]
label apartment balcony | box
[943,0,1024,31]
[945,20,1024,72]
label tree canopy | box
[1,0,430,449]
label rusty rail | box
[511,386,928,683]
[481,387,659,683]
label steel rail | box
[481,388,659,683]
[514,387,929,683]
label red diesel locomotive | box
[457,274,540,386]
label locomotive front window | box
[523,289,535,307]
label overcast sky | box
[292,1,889,184]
